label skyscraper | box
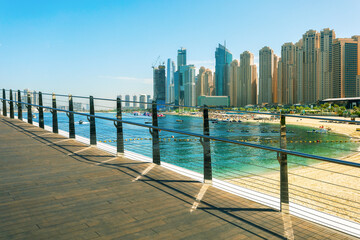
[215,44,233,96]
[281,43,296,104]
[320,28,335,100]
[179,65,196,106]
[125,95,130,107]
[230,60,240,106]
[133,95,138,108]
[259,46,275,105]
[239,51,257,106]
[196,67,214,105]
[153,65,166,105]
[174,47,187,106]
[166,59,175,104]
[177,48,186,71]
[295,40,304,103]
[196,67,206,104]
[303,30,320,103]
[273,54,279,103]
[277,59,282,104]
[204,69,214,96]
[332,36,360,98]
[139,94,146,109]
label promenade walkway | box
[0,116,356,239]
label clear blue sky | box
[1,0,360,98]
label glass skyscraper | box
[153,65,166,108]
[215,44,233,96]
[177,48,186,71]
[166,59,175,104]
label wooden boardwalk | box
[0,116,357,240]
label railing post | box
[151,101,160,165]
[51,93,58,133]
[9,89,14,119]
[2,89,7,116]
[89,96,97,145]
[17,90,22,120]
[201,105,212,184]
[67,95,75,138]
[279,113,290,214]
[38,92,44,129]
[115,97,124,155]
[27,92,33,124]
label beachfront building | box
[280,42,296,104]
[230,59,240,106]
[272,54,279,104]
[277,58,282,104]
[239,51,257,106]
[295,40,304,104]
[332,36,360,98]
[319,28,336,100]
[303,30,320,104]
[259,46,275,105]
[215,43,233,97]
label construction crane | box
[151,56,161,69]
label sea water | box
[26,112,359,180]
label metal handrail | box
[13,89,360,124]
[1,97,360,169]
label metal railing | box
[1,88,360,237]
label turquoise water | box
[26,112,359,180]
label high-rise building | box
[259,46,275,105]
[174,48,187,106]
[166,59,175,104]
[133,95,138,108]
[180,65,196,106]
[332,36,360,98]
[204,69,214,96]
[356,75,360,97]
[239,51,257,106]
[295,40,304,103]
[139,94,146,109]
[174,71,180,105]
[320,28,336,100]
[277,59,282,104]
[177,48,186,71]
[281,43,296,104]
[303,30,320,103]
[230,60,240,106]
[215,44,233,96]
[273,54,279,103]
[251,65,258,105]
[153,65,166,101]
[125,95,130,107]
[196,67,206,104]
[196,67,214,104]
